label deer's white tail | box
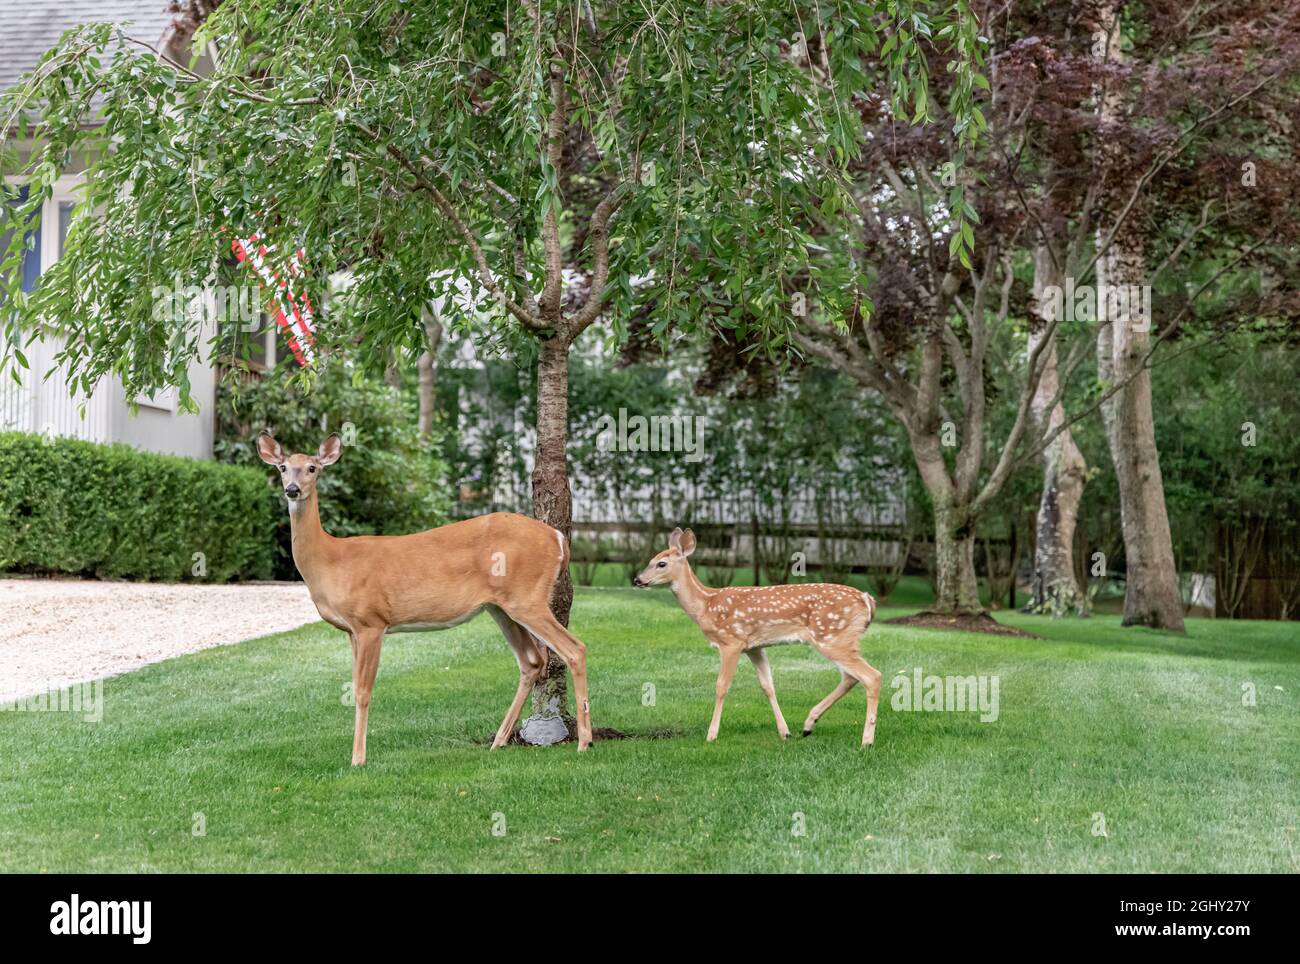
[862,591,876,624]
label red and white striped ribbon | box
[229,233,316,366]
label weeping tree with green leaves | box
[1,0,980,742]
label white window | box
[39,174,85,275]
[1,173,111,442]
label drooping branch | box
[122,34,323,107]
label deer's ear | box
[679,528,697,557]
[318,434,343,466]
[256,431,283,465]
[668,527,684,550]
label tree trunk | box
[519,333,577,744]
[932,499,982,615]
[1094,5,1186,632]
[911,427,982,615]
[1008,522,1018,610]
[416,308,442,437]
[1026,243,1089,616]
[1094,260,1184,631]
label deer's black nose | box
[632,576,643,587]
[285,484,301,499]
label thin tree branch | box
[567,181,631,333]
[540,60,568,320]
[355,120,544,330]
[1010,232,1273,473]
[1080,68,1284,284]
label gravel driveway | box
[0,578,320,702]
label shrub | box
[215,364,452,577]
[0,432,276,581]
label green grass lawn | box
[1,581,1296,872]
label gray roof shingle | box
[0,1,174,95]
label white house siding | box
[110,356,217,460]
[0,326,216,459]
[2,166,218,459]
[3,3,216,460]
[0,332,110,442]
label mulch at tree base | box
[885,610,1041,639]
[488,726,681,747]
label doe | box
[258,431,592,764]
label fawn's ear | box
[679,528,697,557]
[668,527,684,551]
[256,431,283,464]
[318,434,343,465]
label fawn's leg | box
[487,608,547,749]
[834,652,883,746]
[802,671,858,736]
[747,648,790,740]
[707,645,744,742]
[350,625,385,765]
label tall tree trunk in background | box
[416,308,443,437]
[912,429,983,615]
[932,500,981,614]
[1026,242,1089,615]
[1095,5,1186,631]
[520,333,578,744]
[1095,242,1184,630]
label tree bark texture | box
[911,427,982,615]
[1027,243,1089,615]
[416,308,442,438]
[520,333,577,742]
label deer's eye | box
[658,561,667,568]
[278,464,286,472]
[308,465,317,473]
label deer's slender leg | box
[507,607,593,752]
[487,607,547,749]
[746,648,790,740]
[350,625,385,766]
[801,671,858,736]
[707,644,744,742]
[831,649,883,747]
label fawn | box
[633,527,882,745]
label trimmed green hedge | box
[0,432,276,581]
